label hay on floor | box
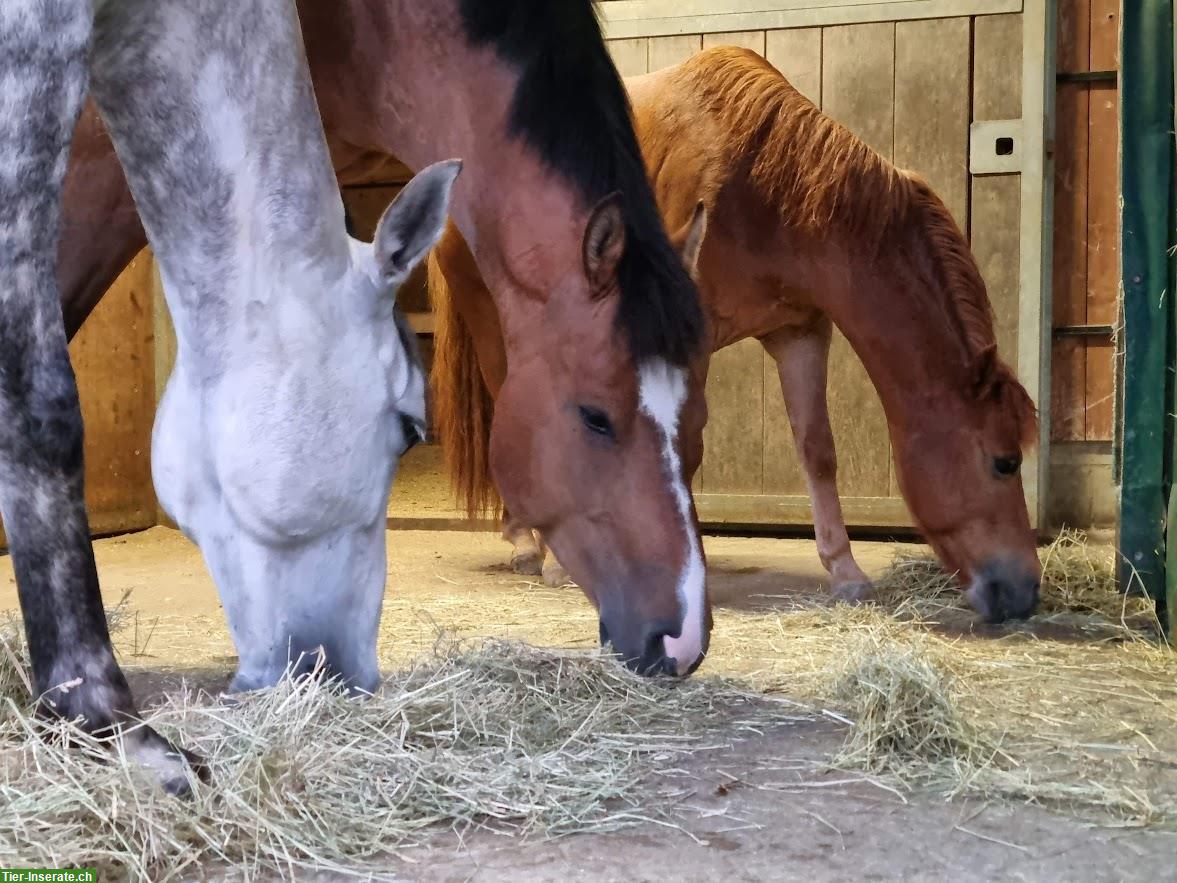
[0,628,806,881]
[710,532,1177,827]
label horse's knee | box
[0,353,85,474]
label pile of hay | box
[873,529,1160,634]
[709,532,1177,827]
[829,628,999,776]
[0,626,806,880]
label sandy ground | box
[2,528,1175,881]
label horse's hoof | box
[511,550,544,576]
[124,724,209,795]
[542,560,573,588]
[832,580,875,604]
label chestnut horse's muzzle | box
[598,616,702,677]
[964,559,1041,623]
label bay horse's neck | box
[302,0,584,344]
[92,0,350,356]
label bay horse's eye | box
[578,405,616,440]
[993,455,1021,477]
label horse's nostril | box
[598,620,610,648]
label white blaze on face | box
[638,358,706,675]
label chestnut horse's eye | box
[578,405,615,440]
[993,455,1021,477]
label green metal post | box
[1119,0,1176,635]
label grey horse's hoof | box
[832,580,876,604]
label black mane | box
[459,0,704,367]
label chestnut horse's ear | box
[673,200,708,274]
[969,344,999,397]
[583,191,626,294]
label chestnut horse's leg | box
[502,513,543,575]
[760,321,874,602]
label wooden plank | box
[607,37,649,76]
[1049,0,1090,441]
[970,14,1023,367]
[822,23,895,155]
[700,339,766,495]
[1015,0,1052,527]
[818,22,894,498]
[765,28,822,104]
[647,34,702,72]
[702,29,766,55]
[894,18,970,227]
[695,493,914,529]
[1083,0,1119,440]
[601,0,1023,40]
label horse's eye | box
[578,405,615,440]
[993,455,1021,477]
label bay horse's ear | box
[373,158,463,282]
[673,200,708,274]
[583,191,626,294]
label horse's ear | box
[373,158,463,282]
[673,200,708,274]
[582,191,626,294]
[969,344,999,398]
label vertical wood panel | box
[762,27,823,496]
[818,22,895,498]
[74,251,156,537]
[894,18,970,227]
[1083,0,1119,439]
[607,37,649,76]
[970,14,1023,365]
[702,30,766,55]
[648,34,702,72]
[1050,0,1091,441]
[765,28,822,104]
[701,340,766,494]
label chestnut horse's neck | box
[300,0,701,364]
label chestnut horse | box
[55,0,709,686]
[431,47,1042,623]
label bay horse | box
[1,0,453,789]
[431,47,1042,623]
[49,0,707,720]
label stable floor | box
[2,528,1175,881]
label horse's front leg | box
[501,507,544,575]
[760,320,873,602]
[0,0,200,792]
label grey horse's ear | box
[373,159,462,281]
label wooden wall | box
[0,251,157,549]
[1050,0,1119,443]
[607,14,1027,528]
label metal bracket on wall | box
[969,119,1023,175]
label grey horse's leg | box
[0,0,198,791]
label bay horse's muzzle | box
[598,617,702,677]
[965,559,1041,623]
